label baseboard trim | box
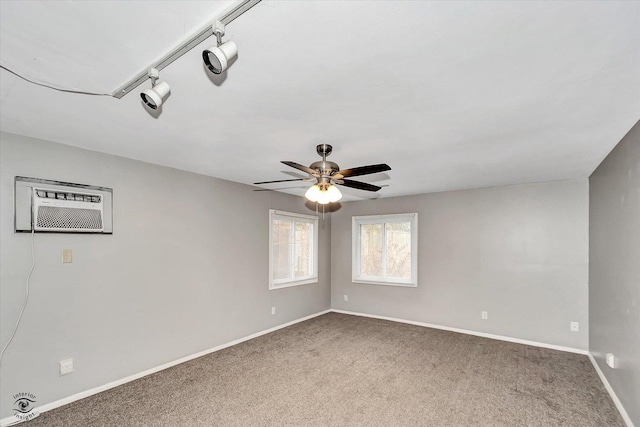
[331,309,589,355]
[8,310,626,427]
[0,309,331,427]
[587,353,635,427]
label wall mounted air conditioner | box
[14,177,113,234]
[32,187,104,232]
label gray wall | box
[0,132,331,419]
[589,120,640,426]
[331,179,589,350]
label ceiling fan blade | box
[254,178,305,185]
[281,161,318,176]
[337,163,391,178]
[339,179,382,192]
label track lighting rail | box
[111,0,260,99]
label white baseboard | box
[6,310,631,427]
[587,353,635,427]
[331,309,589,355]
[0,309,331,427]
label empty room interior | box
[0,1,638,426]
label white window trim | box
[352,213,418,287]
[269,209,319,290]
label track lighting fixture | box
[202,22,238,74]
[108,1,260,109]
[305,183,342,205]
[140,68,170,110]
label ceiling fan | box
[254,144,391,204]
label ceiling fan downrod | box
[310,144,339,178]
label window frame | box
[352,213,418,287]
[269,209,319,290]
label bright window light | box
[352,213,418,287]
[269,210,319,289]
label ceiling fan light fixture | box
[305,184,321,203]
[326,184,342,202]
[305,184,342,204]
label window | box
[352,213,418,287]
[269,210,318,289]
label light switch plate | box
[62,249,73,263]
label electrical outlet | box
[62,249,73,263]
[605,353,616,368]
[570,321,579,332]
[481,311,488,320]
[59,358,74,376]
[271,306,276,315]
[343,294,348,302]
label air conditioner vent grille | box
[36,206,103,230]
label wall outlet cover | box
[605,353,616,368]
[59,358,74,375]
[570,321,579,332]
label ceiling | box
[1,1,639,201]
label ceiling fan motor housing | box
[310,160,340,177]
[312,144,340,179]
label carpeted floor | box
[23,313,624,426]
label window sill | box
[270,277,318,290]
[353,279,417,288]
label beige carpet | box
[24,313,624,426]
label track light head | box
[141,81,170,109]
[140,68,170,110]
[203,41,238,74]
[203,22,237,74]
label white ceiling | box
[1,1,639,201]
